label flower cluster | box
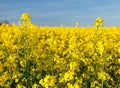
[39,75,56,88]
[94,17,104,27]
[19,13,31,25]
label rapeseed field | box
[0,13,120,88]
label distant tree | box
[0,20,9,25]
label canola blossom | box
[94,17,104,27]
[19,13,31,25]
[0,14,120,88]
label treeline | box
[0,20,9,25]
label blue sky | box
[0,0,120,26]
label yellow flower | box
[88,66,94,72]
[63,70,75,81]
[97,41,104,56]
[39,75,56,88]
[32,84,40,88]
[16,84,26,88]
[69,61,79,70]
[118,58,120,64]
[97,72,110,81]
[75,22,79,28]
[94,17,104,27]
[15,79,19,83]
[96,17,104,23]
[19,13,31,25]
[118,48,120,53]
[21,13,31,20]
[73,82,80,88]
[67,83,74,88]
[0,51,4,56]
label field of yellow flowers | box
[0,13,120,88]
[0,22,120,88]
